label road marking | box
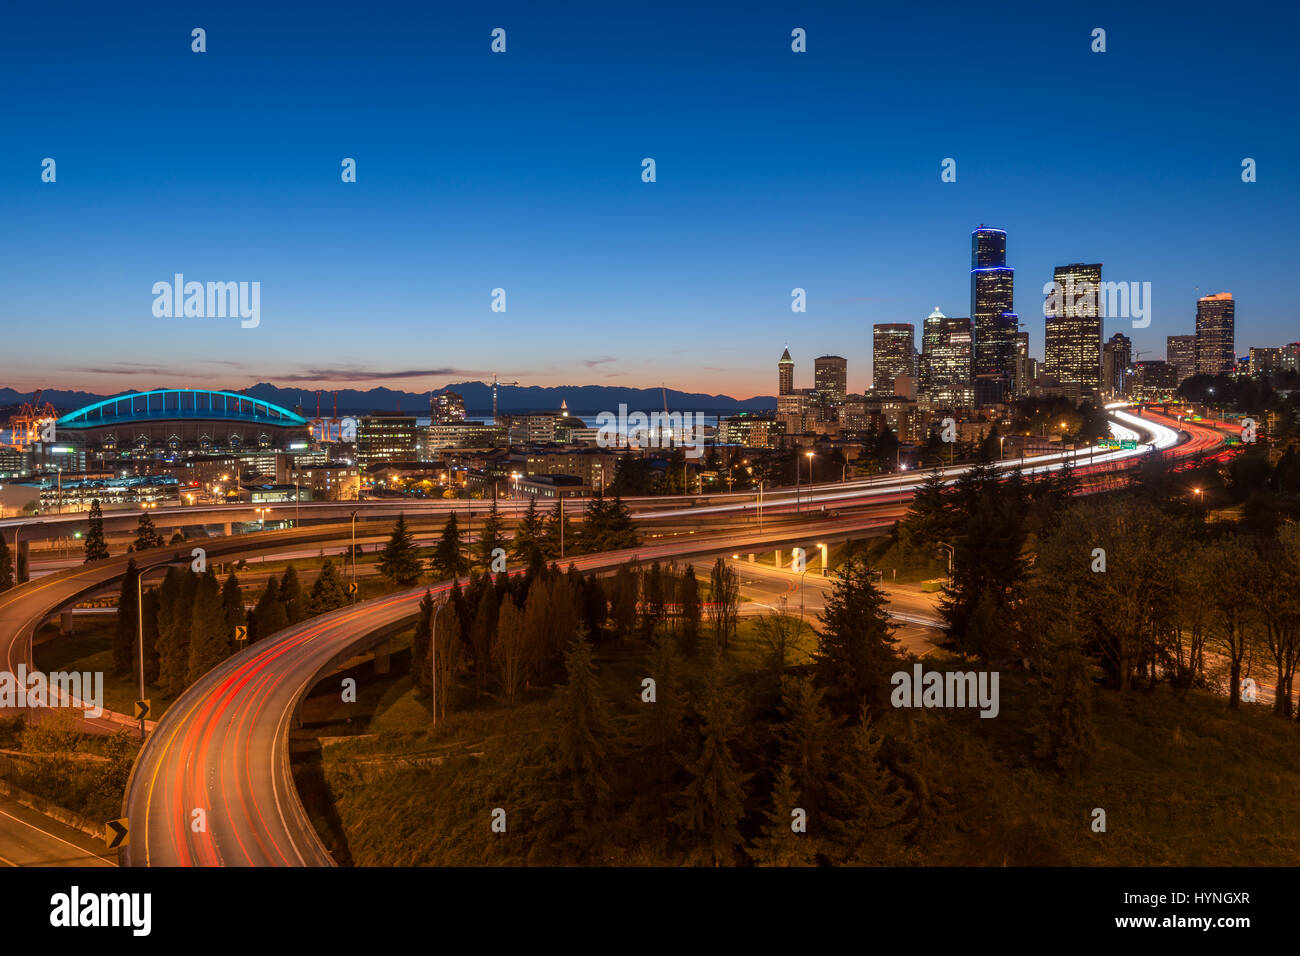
[0,807,117,866]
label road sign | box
[234,625,248,642]
[133,699,150,721]
[346,582,358,596]
[105,818,129,850]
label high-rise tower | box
[970,226,1016,403]
[1195,293,1235,376]
[778,347,794,396]
[1044,262,1103,400]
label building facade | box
[1195,293,1235,376]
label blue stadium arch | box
[57,389,308,429]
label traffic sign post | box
[133,699,150,721]
[105,818,129,850]
[235,624,248,643]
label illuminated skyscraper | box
[1166,335,1197,384]
[1195,293,1235,376]
[814,355,848,405]
[873,324,916,394]
[1044,262,1103,400]
[778,347,794,396]
[970,226,1016,403]
[1103,332,1132,395]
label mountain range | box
[0,382,776,417]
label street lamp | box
[816,542,828,577]
[937,543,954,589]
[350,509,359,594]
[255,506,270,529]
[431,596,445,726]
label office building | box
[1103,332,1132,396]
[873,324,916,394]
[971,226,1017,402]
[1167,335,1198,385]
[1043,263,1103,399]
[1195,293,1235,376]
[813,355,848,405]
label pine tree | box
[494,597,529,704]
[113,559,141,676]
[673,647,749,866]
[678,566,701,655]
[221,572,244,645]
[83,498,109,562]
[636,633,689,847]
[813,555,900,713]
[432,602,464,721]
[530,634,619,862]
[1031,590,1099,775]
[0,534,14,592]
[137,588,160,687]
[750,765,816,866]
[187,569,230,685]
[307,558,348,616]
[541,499,572,560]
[642,562,665,640]
[430,512,468,581]
[603,495,638,550]
[511,498,545,566]
[133,511,165,551]
[379,514,423,586]
[157,568,196,697]
[826,709,907,863]
[773,676,839,832]
[411,590,435,697]
[476,500,507,570]
[579,494,609,553]
[610,564,638,638]
[279,565,306,623]
[252,576,288,641]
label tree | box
[432,600,465,720]
[112,559,141,676]
[609,564,638,638]
[1259,525,1300,717]
[187,569,229,685]
[541,499,571,560]
[707,557,739,649]
[137,588,160,687]
[642,562,666,640]
[1204,538,1263,710]
[157,568,196,697]
[750,765,816,866]
[83,499,109,562]
[133,511,165,551]
[813,556,900,713]
[636,633,689,844]
[279,565,306,623]
[678,566,702,654]
[826,710,907,862]
[1029,589,1099,774]
[307,559,348,616]
[773,676,839,831]
[476,501,507,570]
[411,590,435,697]
[430,512,468,581]
[494,597,529,704]
[0,534,15,592]
[221,573,244,644]
[754,612,809,699]
[252,576,288,642]
[469,584,498,698]
[379,514,423,586]
[530,635,619,861]
[511,497,545,567]
[673,647,749,866]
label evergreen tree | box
[411,590,435,697]
[432,600,464,720]
[137,588,160,687]
[0,535,14,592]
[673,647,749,866]
[578,494,610,553]
[642,562,666,640]
[112,559,141,676]
[678,566,701,655]
[581,572,608,642]
[603,495,639,550]
[252,576,288,641]
[133,511,165,551]
[221,573,244,645]
[750,765,816,866]
[1031,593,1100,775]
[635,632,689,847]
[157,568,196,697]
[476,501,507,570]
[609,564,638,638]
[773,676,839,831]
[541,498,572,560]
[379,514,423,586]
[826,709,907,863]
[187,569,229,684]
[279,565,306,622]
[430,512,468,581]
[531,634,619,862]
[83,498,109,562]
[813,556,900,713]
[469,583,499,698]
[511,498,545,566]
[707,557,740,649]
[494,597,529,704]
[307,558,348,616]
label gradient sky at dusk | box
[2,0,1296,400]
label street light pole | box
[137,570,146,740]
[431,598,444,726]
[350,509,359,595]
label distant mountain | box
[1,383,776,417]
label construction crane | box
[6,389,58,447]
[491,373,518,423]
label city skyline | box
[2,2,1297,397]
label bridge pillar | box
[747,553,755,563]
[60,611,74,635]
[17,540,29,582]
[223,522,233,536]
[774,549,781,568]
[373,639,391,676]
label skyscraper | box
[814,355,848,405]
[1044,263,1103,400]
[920,307,947,390]
[1195,293,1235,376]
[1103,332,1132,395]
[873,324,916,394]
[1014,331,1031,396]
[778,347,794,396]
[925,315,974,408]
[1166,334,1197,384]
[970,226,1016,403]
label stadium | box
[54,388,310,453]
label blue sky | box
[2,0,1295,399]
